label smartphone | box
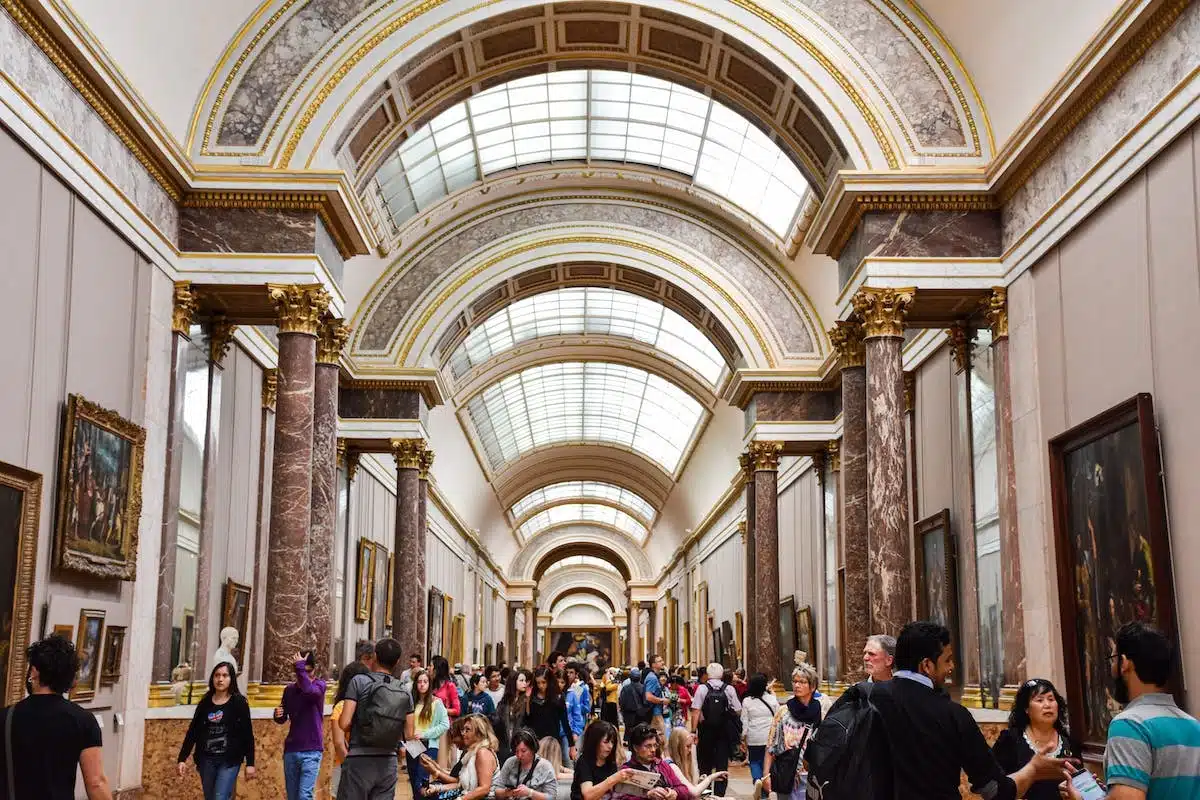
[1067,765,1106,800]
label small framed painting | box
[779,595,797,681]
[385,555,395,628]
[100,626,126,687]
[221,580,252,667]
[72,609,105,702]
[355,539,375,622]
[52,624,74,641]
[796,605,816,673]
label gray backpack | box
[356,673,410,749]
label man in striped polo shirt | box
[1103,621,1200,799]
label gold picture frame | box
[735,611,744,664]
[72,609,106,702]
[221,579,252,667]
[385,555,395,628]
[52,624,74,640]
[100,625,126,687]
[54,394,146,580]
[682,621,691,664]
[355,539,375,622]
[0,461,42,707]
[442,593,454,656]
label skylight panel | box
[370,69,809,236]
[465,361,704,474]
[510,481,657,524]
[542,555,621,576]
[448,287,726,384]
[515,503,650,543]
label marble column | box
[750,441,783,677]
[985,289,1025,680]
[852,287,914,638]
[740,452,756,664]
[152,283,196,682]
[392,438,430,664]
[262,284,328,682]
[829,320,869,679]
[308,319,348,668]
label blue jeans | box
[407,745,438,799]
[748,745,766,783]
[283,750,323,800]
[197,759,240,800]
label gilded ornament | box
[983,287,1009,339]
[737,520,747,541]
[172,282,198,335]
[946,322,976,374]
[346,451,360,482]
[336,438,347,467]
[417,447,435,480]
[267,284,330,335]
[826,439,841,472]
[207,316,237,364]
[738,452,755,483]
[262,369,278,410]
[317,318,351,364]
[747,440,784,472]
[391,438,427,470]
[828,319,866,368]
[852,287,914,339]
[904,371,915,413]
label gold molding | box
[852,287,914,339]
[747,440,784,472]
[181,190,361,259]
[267,283,330,335]
[336,438,347,467]
[346,450,360,482]
[983,286,1008,339]
[829,319,866,369]
[316,317,350,364]
[946,322,976,374]
[208,315,237,364]
[262,368,278,410]
[390,437,428,471]
[172,281,198,335]
[826,439,841,472]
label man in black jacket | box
[865,621,1068,800]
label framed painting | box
[796,606,816,672]
[0,461,41,707]
[711,627,722,666]
[1050,394,1177,757]
[682,621,691,664]
[442,594,454,657]
[100,626,126,687]
[372,543,389,639]
[54,394,146,580]
[913,508,958,688]
[427,587,445,661]
[221,580,251,666]
[450,613,466,664]
[385,555,395,628]
[735,612,744,665]
[52,624,74,641]
[72,609,105,702]
[720,620,735,668]
[705,611,715,665]
[355,539,374,622]
[779,595,797,681]
[496,642,505,666]
[182,610,196,668]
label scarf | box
[787,695,817,723]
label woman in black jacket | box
[495,669,533,763]
[991,678,1078,800]
[527,665,575,759]
[177,662,256,799]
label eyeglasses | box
[1108,653,1121,662]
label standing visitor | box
[862,635,895,682]
[732,670,748,700]
[600,668,621,726]
[528,665,576,759]
[549,652,568,674]
[761,665,821,800]
[619,668,650,742]
[494,669,532,762]
[338,637,414,800]
[613,724,693,800]
[485,667,506,710]
[990,678,1077,800]
[572,721,635,800]
[176,662,256,798]
[272,651,327,800]
[669,676,692,729]
[0,635,112,799]
[666,726,728,795]
[402,654,424,684]
[688,662,742,797]
[494,729,560,800]
[739,673,778,785]
[409,668,453,799]
[565,663,590,743]
[466,673,497,717]
[644,655,668,734]
[330,662,370,797]
[354,641,375,667]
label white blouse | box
[740,694,780,746]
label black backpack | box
[804,682,892,800]
[699,682,741,737]
[355,673,410,749]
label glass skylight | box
[448,287,727,384]
[511,481,656,525]
[543,555,621,576]
[373,69,809,235]
[466,361,704,474]
[516,503,649,543]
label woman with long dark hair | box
[991,678,1077,800]
[527,666,576,759]
[571,721,634,800]
[409,668,453,799]
[176,662,256,799]
[495,669,533,762]
[740,672,778,784]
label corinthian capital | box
[172,281,198,335]
[391,438,429,470]
[851,287,914,339]
[208,315,237,364]
[316,318,350,364]
[747,440,783,472]
[267,284,331,335]
[946,322,976,374]
[983,286,1008,339]
[828,320,865,368]
[826,439,841,472]
[417,447,435,480]
[262,369,278,410]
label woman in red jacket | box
[430,655,462,767]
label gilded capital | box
[208,315,237,364]
[316,318,350,365]
[983,286,1009,339]
[267,283,330,335]
[262,369,278,410]
[737,520,747,541]
[346,451,360,482]
[828,319,865,369]
[826,439,841,472]
[737,451,755,483]
[417,447,435,480]
[172,281,198,335]
[946,322,976,374]
[336,438,347,467]
[904,371,915,413]
[851,287,915,339]
[391,437,428,470]
[747,440,783,471]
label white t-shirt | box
[740,694,779,746]
[485,687,505,708]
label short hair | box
[549,651,565,664]
[27,635,80,695]
[485,665,500,678]
[648,653,662,665]
[791,663,819,691]
[706,662,724,680]
[375,637,403,670]
[866,634,897,658]
[894,622,951,672]
[1115,621,1174,687]
[410,653,423,662]
[355,640,375,660]
[627,723,658,747]
[470,672,487,691]
[746,672,769,698]
[510,727,539,755]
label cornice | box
[181,190,366,259]
[722,367,840,409]
[339,369,446,408]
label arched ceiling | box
[511,524,653,580]
[548,586,617,613]
[538,563,629,613]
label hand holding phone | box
[1065,763,1106,800]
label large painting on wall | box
[796,606,816,673]
[221,580,251,667]
[913,508,958,689]
[0,461,41,706]
[355,539,374,622]
[548,630,614,671]
[428,587,445,661]
[372,543,389,639]
[54,394,145,580]
[1050,394,1177,755]
[779,596,798,681]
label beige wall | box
[777,464,824,636]
[1009,122,1200,689]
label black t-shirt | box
[571,758,618,800]
[0,693,103,800]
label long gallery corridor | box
[0,0,1199,797]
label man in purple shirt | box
[273,650,327,800]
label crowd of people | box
[0,617,1197,800]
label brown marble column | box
[262,284,328,682]
[852,287,914,638]
[830,320,870,680]
[392,438,430,664]
[308,319,348,668]
[152,283,197,682]
[740,452,757,664]
[985,289,1025,681]
[750,441,782,678]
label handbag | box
[769,746,802,795]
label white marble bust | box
[212,626,239,673]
